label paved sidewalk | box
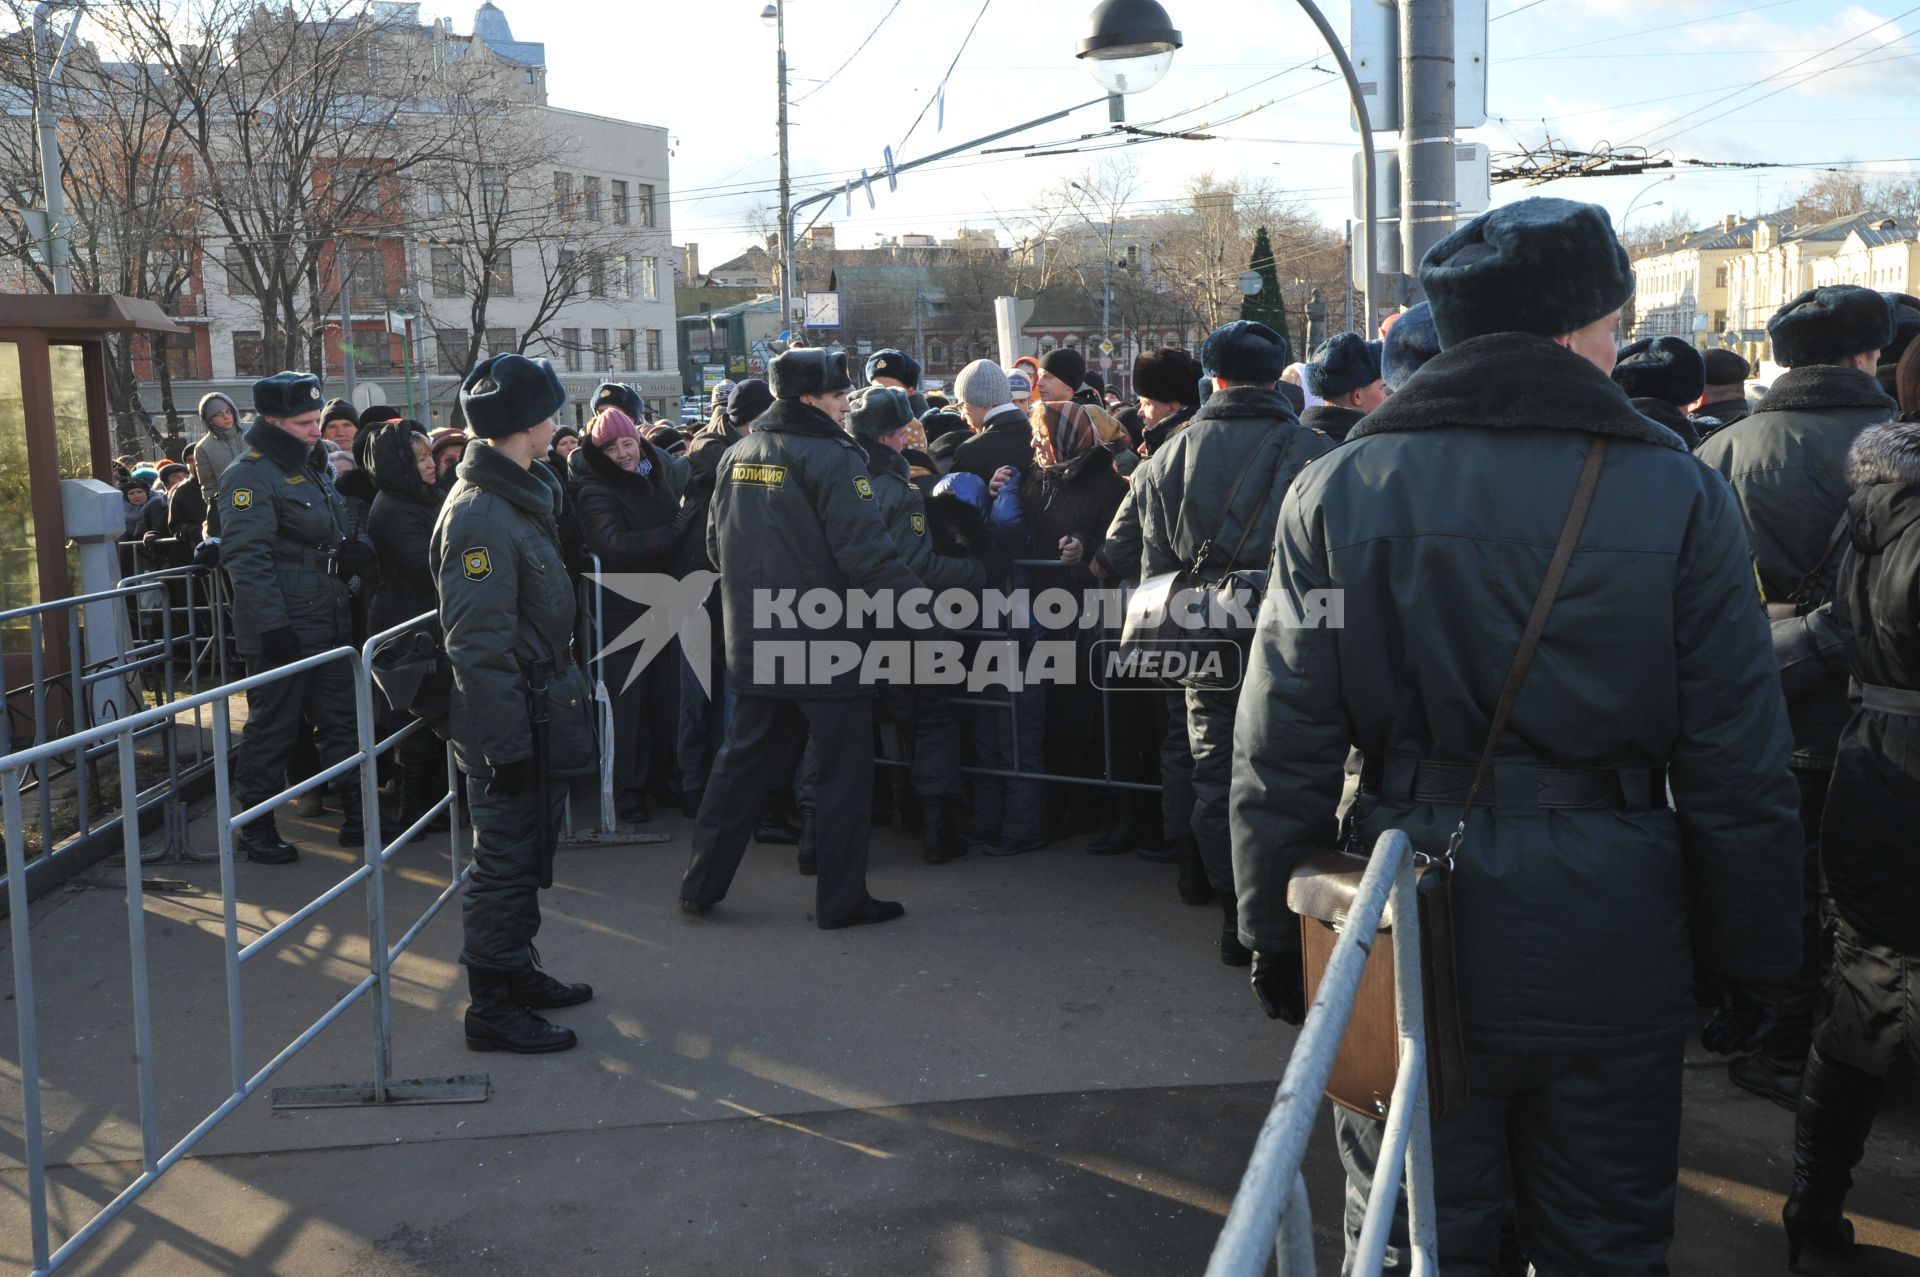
[2,794,1917,1275]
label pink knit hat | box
[587,407,640,448]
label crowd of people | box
[130,191,1920,1273]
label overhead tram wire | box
[894,0,995,160]
[1505,0,1810,60]
[792,0,908,104]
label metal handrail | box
[1205,830,1439,1276]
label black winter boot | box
[1219,896,1252,967]
[336,788,387,849]
[1177,846,1213,906]
[397,760,450,834]
[1087,801,1138,856]
[464,968,577,1053]
[921,799,967,865]
[1730,1044,1806,1111]
[508,967,594,1010]
[797,811,817,876]
[1784,1045,1886,1269]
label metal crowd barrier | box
[1205,830,1438,1276]
[3,610,480,1277]
[0,565,228,894]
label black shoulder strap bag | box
[1285,436,1610,1120]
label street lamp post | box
[761,2,794,336]
[1622,174,1676,233]
[1071,180,1115,358]
[31,1,83,295]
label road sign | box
[747,356,766,374]
[1099,355,1114,372]
[1098,339,1115,356]
[1349,0,1488,132]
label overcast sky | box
[460,0,1919,263]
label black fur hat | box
[1132,347,1204,405]
[358,404,403,428]
[771,348,852,400]
[460,354,568,439]
[1612,337,1705,407]
[1883,292,1920,365]
[253,371,325,418]
[1200,320,1291,384]
[848,385,915,438]
[1304,332,1382,399]
[1419,197,1634,349]
[1702,349,1752,387]
[1382,301,1441,390]
[1768,285,1893,367]
[592,381,644,420]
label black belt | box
[277,545,338,574]
[1860,682,1920,718]
[1359,757,1668,811]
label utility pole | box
[337,237,357,404]
[410,278,431,426]
[1398,0,1456,303]
[1344,221,1355,333]
[32,2,82,295]
[913,288,924,369]
[770,0,795,337]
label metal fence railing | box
[4,610,482,1277]
[1205,830,1439,1276]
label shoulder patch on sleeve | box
[230,488,253,509]
[244,449,261,459]
[284,474,306,485]
[853,475,875,501]
[910,511,925,536]
[462,547,493,581]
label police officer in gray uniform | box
[681,348,926,928]
[221,372,379,862]
[431,354,600,1053]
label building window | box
[591,328,611,370]
[437,328,468,375]
[612,253,632,299]
[431,248,466,295]
[487,249,514,296]
[561,327,583,373]
[344,247,388,308]
[928,339,945,367]
[638,256,658,300]
[224,245,254,297]
[581,176,601,222]
[1715,266,1728,288]
[618,329,637,371]
[231,330,266,378]
[553,171,573,219]
[645,328,662,372]
[636,183,655,228]
[149,333,199,380]
[486,327,518,355]
[425,169,457,218]
[590,259,607,298]
[612,179,629,225]
[559,248,578,288]
[480,166,508,216]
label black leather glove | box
[260,626,301,668]
[192,536,221,569]
[1701,980,1782,1055]
[1251,949,1306,1025]
[486,759,531,798]
[336,537,379,576]
[669,503,700,539]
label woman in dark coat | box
[573,406,688,822]
[364,420,449,830]
[1786,413,1920,1264]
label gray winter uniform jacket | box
[1132,386,1334,579]
[1696,364,1900,767]
[707,399,926,698]
[217,421,354,656]
[430,441,596,781]
[860,439,984,593]
[1231,333,1804,1054]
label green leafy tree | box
[1239,225,1293,355]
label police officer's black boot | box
[335,784,388,849]
[396,760,449,834]
[1087,792,1140,856]
[1784,1045,1885,1269]
[797,810,817,877]
[508,957,594,1010]
[464,968,577,1054]
[1176,844,1213,906]
[921,798,967,865]
[240,817,298,865]
[1219,895,1252,967]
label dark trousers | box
[1185,685,1239,894]
[1335,1036,1686,1275]
[1158,690,1196,849]
[1757,766,1834,1065]
[882,685,962,801]
[234,652,361,844]
[460,775,567,972]
[965,679,1047,846]
[605,635,680,799]
[681,694,876,925]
